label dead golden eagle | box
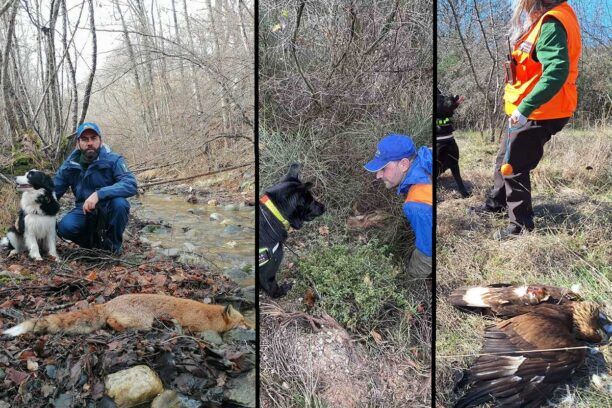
[450,284,611,408]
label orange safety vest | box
[404,184,432,206]
[504,2,581,120]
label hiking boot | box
[493,224,532,240]
[469,203,506,215]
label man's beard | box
[83,147,100,162]
[383,180,394,189]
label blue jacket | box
[54,144,138,205]
[398,147,432,257]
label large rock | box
[223,328,256,344]
[224,268,249,282]
[224,370,255,408]
[199,330,224,346]
[151,390,182,408]
[104,365,163,407]
[201,387,224,407]
[240,286,256,304]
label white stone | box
[105,365,163,408]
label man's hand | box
[83,192,99,213]
[509,109,528,127]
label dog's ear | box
[41,174,54,192]
[283,163,301,182]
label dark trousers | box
[486,118,568,228]
[58,197,130,252]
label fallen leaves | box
[303,288,316,310]
[0,221,251,407]
[370,330,383,345]
[6,367,29,385]
[347,211,390,230]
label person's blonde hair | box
[509,0,566,44]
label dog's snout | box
[313,201,325,215]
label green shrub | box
[297,240,409,333]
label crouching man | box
[364,133,432,278]
[54,122,137,254]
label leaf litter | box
[0,217,255,408]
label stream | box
[133,193,255,288]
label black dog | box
[259,164,325,298]
[436,88,470,198]
[84,207,112,251]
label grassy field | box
[436,127,612,407]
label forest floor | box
[435,127,612,407]
[0,168,256,408]
[259,221,432,408]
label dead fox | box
[2,294,254,337]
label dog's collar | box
[260,195,291,230]
[259,243,280,266]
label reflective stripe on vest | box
[405,184,432,206]
[503,3,581,120]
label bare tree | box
[1,0,254,177]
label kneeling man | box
[54,122,137,254]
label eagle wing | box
[450,284,580,316]
[455,307,586,408]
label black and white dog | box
[259,164,325,298]
[1,170,61,261]
[436,88,470,198]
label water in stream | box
[133,193,255,287]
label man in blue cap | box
[364,133,432,278]
[54,122,137,254]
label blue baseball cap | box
[76,122,101,139]
[364,133,416,172]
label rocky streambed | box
[134,192,255,288]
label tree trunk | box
[116,0,150,135]
[61,0,78,136]
[183,0,204,116]
[1,0,22,141]
[47,0,63,140]
[79,0,97,125]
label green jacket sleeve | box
[517,17,569,117]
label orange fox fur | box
[2,294,253,337]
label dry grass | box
[260,286,432,408]
[259,220,432,407]
[436,126,612,407]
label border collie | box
[0,170,61,261]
